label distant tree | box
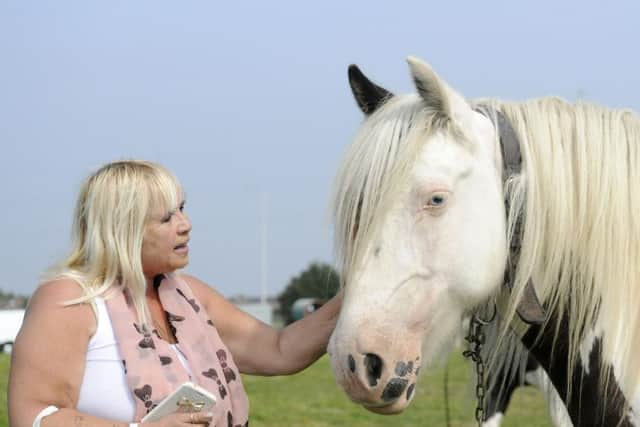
[0,289,28,309]
[277,262,340,325]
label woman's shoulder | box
[178,273,212,291]
[36,276,87,299]
[177,273,227,309]
[176,273,251,338]
[30,276,91,309]
[25,277,97,335]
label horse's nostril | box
[363,353,384,387]
[406,383,416,400]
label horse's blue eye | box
[425,193,448,209]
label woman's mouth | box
[174,243,189,254]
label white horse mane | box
[501,97,640,401]
[333,93,640,402]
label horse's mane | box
[333,93,640,403]
[497,97,640,400]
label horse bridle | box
[475,105,547,325]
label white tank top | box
[76,298,192,422]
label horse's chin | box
[363,399,409,415]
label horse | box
[327,56,640,426]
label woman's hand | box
[143,411,216,426]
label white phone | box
[141,382,217,423]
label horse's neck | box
[520,312,631,427]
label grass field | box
[0,352,552,427]
[0,355,7,427]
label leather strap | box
[475,105,546,325]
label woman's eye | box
[161,210,176,222]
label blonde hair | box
[44,160,183,325]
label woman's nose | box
[177,212,192,233]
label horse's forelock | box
[333,94,459,288]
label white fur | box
[527,367,573,427]
[482,412,504,427]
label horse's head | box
[329,57,507,413]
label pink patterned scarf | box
[105,273,249,426]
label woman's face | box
[141,197,192,277]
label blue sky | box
[1,1,639,298]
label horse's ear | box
[407,56,470,120]
[348,64,394,115]
[407,56,451,115]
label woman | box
[8,160,341,427]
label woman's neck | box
[145,274,165,298]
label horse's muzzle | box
[328,336,420,414]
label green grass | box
[243,354,552,427]
[1,354,9,427]
[0,352,552,427]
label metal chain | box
[463,314,489,427]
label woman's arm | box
[7,279,126,427]
[8,279,216,427]
[8,278,95,426]
[184,274,342,376]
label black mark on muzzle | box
[395,361,414,377]
[348,354,356,373]
[381,377,409,402]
